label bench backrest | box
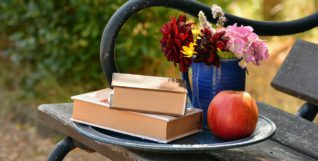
[271,39,318,105]
[100,0,318,85]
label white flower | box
[198,11,214,33]
[211,4,224,19]
[211,4,227,27]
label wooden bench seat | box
[37,102,318,161]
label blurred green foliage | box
[1,0,317,124]
[1,0,125,90]
[0,0,230,91]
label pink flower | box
[244,40,269,65]
[225,24,252,55]
[225,24,269,68]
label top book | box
[111,73,187,93]
[111,73,188,116]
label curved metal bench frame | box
[100,0,318,84]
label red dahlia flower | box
[160,15,193,72]
[194,28,228,67]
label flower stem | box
[217,51,236,59]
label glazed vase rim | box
[219,58,240,62]
[192,58,240,64]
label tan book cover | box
[111,73,188,116]
[71,88,202,143]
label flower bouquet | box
[160,5,269,126]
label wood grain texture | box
[37,103,317,161]
[37,103,218,161]
[258,102,318,159]
[271,39,318,105]
[208,140,314,161]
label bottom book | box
[71,88,203,143]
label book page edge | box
[71,118,201,143]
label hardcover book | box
[71,88,202,143]
[111,73,188,116]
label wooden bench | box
[37,0,318,160]
[38,103,318,161]
[272,39,318,121]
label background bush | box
[1,0,124,90]
[0,0,229,91]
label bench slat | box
[37,104,218,161]
[258,102,318,159]
[37,103,317,161]
[271,39,318,105]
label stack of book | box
[71,73,202,143]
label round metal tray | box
[73,115,276,152]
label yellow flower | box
[181,42,197,57]
[192,28,201,39]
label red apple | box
[207,91,258,140]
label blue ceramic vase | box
[183,59,246,127]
